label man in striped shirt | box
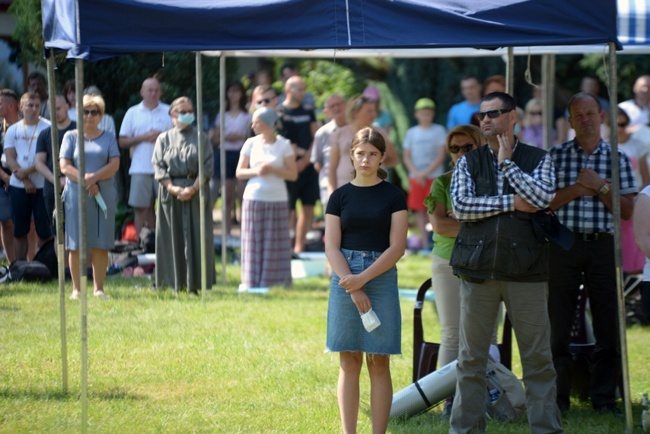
[549,92,636,415]
[449,92,562,433]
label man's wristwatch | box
[598,183,610,196]
[499,159,513,171]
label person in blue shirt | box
[446,76,482,130]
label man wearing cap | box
[548,92,636,414]
[449,92,562,433]
[447,76,483,129]
[402,97,446,249]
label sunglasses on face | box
[449,144,474,154]
[529,111,543,116]
[477,108,512,121]
[83,109,100,117]
[618,122,629,128]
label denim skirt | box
[326,248,401,355]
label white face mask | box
[177,112,195,126]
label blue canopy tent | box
[42,0,619,59]
[40,1,633,432]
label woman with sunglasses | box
[328,95,398,195]
[520,98,556,149]
[60,94,120,299]
[423,124,483,416]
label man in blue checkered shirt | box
[449,92,563,433]
[548,92,636,415]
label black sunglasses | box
[449,144,474,154]
[83,109,100,117]
[477,108,512,121]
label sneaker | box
[237,284,249,293]
[93,289,109,299]
[70,290,80,300]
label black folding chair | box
[413,278,513,382]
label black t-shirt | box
[326,181,407,252]
[35,121,76,191]
[36,121,76,174]
[277,104,315,154]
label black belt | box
[573,232,612,242]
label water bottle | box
[488,388,500,404]
[642,393,650,432]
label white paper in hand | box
[361,308,381,332]
[95,192,108,218]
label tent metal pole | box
[219,55,227,284]
[75,59,88,434]
[608,42,633,434]
[196,51,207,304]
[541,54,555,150]
[47,51,68,395]
[505,47,514,94]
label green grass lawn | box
[1,253,649,433]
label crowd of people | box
[2,65,650,433]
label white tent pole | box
[46,51,68,394]
[219,55,227,284]
[75,59,88,434]
[542,54,556,150]
[196,52,207,303]
[607,42,633,433]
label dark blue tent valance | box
[42,0,619,61]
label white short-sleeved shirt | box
[402,123,447,179]
[4,118,51,188]
[619,137,650,190]
[241,135,294,202]
[119,101,172,174]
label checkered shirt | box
[451,142,556,222]
[549,139,637,233]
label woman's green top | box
[424,172,455,260]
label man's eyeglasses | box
[448,144,474,154]
[477,108,512,121]
[83,109,100,117]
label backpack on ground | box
[33,238,58,278]
[8,260,53,282]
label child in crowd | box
[402,98,447,250]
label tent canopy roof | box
[42,0,620,61]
